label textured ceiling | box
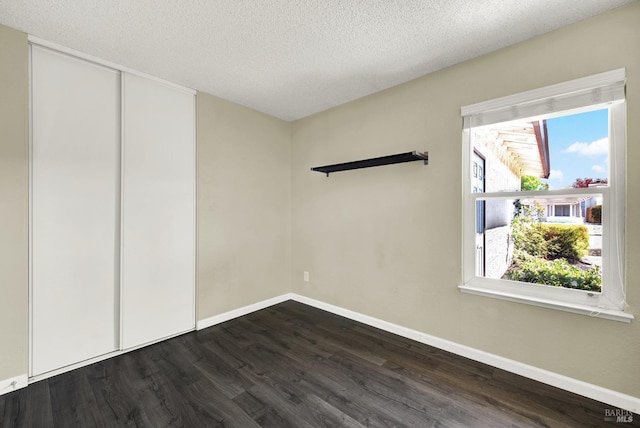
[0,0,634,120]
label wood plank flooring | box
[1,300,637,427]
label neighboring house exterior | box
[472,120,550,279]
[522,192,603,224]
[583,193,603,223]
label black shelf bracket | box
[311,151,428,177]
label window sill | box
[458,284,633,323]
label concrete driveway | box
[584,223,602,267]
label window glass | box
[470,109,609,193]
[471,109,608,292]
[478,195,603,293]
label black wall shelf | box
[311,151,428,177]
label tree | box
[514,176,548,217]
[521,175,548,191]
[572,178,608,188]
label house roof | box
[0,1,634,120]
[494,120,550,179]
[473,119,550,180]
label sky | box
[543,108,609,189]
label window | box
[554,205,570,217]
[460,70,631,322]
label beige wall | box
[0,25,29,380]
[197,93,291,319]
[291,3,640,397]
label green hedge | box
[508,213,598,291]
[511,217,547,258]
[542,224,589,260]
[505,256,601,292]
[512,220,589,261]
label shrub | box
[512,217,547,258]
[511,215,589,261]
[505,257,601,292]
[542,224,589,261]
[511,204,547,259]
[508,202,598,292]
[591,205,602,223]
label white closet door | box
[31,46,120,375]
[121,73,195,349]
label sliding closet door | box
[31,46,120,375]
[121,74,195,349]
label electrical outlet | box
[304,271,310,282]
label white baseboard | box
[0,374,28,396]
[196,294,294,330]
[287,293,640,414]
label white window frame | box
[459,69,632,323]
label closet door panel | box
[121,74,195,349]
[31,46,120,375]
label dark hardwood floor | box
[1,300,637,427]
